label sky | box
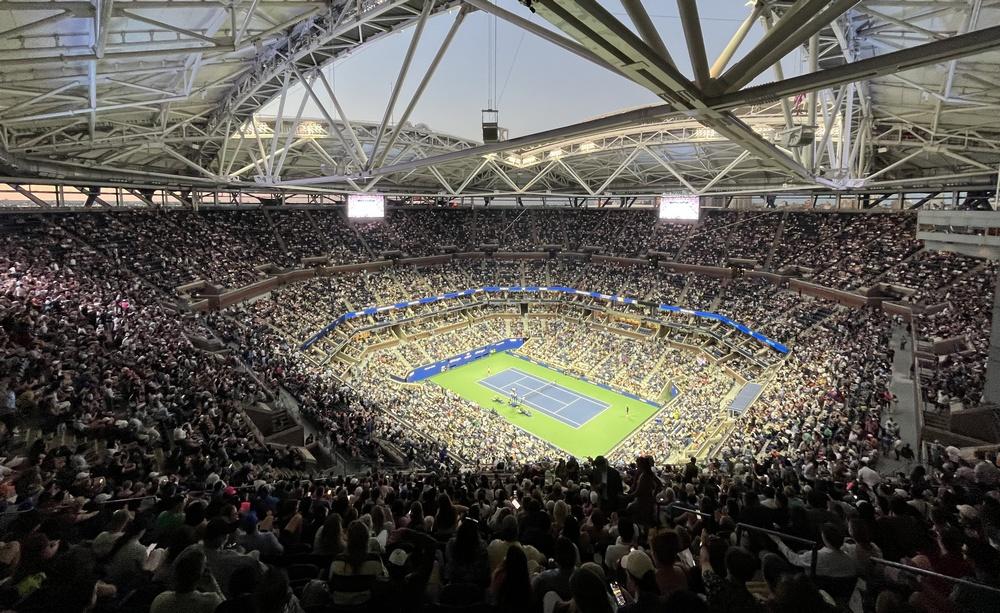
[261,0,803,142]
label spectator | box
[239,513,284,557]
[769,523,857,578]
[150,548,222,613]
[328,520,385,606]
[489,545,532,612]
[651,529,689,596]
[619,549,662,613]
[487,514,546,574]
[699,536,763,613]
[445,518,489,587]
[532,536,578,606]
[92,508,131,559]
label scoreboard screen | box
[658,194,700,221]
[347,193,385,218]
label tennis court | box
[479,367,609,428]
[431,352,660,457]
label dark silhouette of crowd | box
[0,206,997,613]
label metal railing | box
[661,502,1000,596]
[662,502,820,577]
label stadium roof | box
[1,0,999,197]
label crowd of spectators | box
[1,208,1000,613]
[916,262,999,411]
[29,208,930,296]
[811,216,921,290]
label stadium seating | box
[1,207,998,613]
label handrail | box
[665,503,1000,595]
[871,557,1000,595]
[664,503,819,576]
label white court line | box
[559,396,609,420]
[485,370,564,405]
[478,368,611,427]
[477,378,586,427]
[506,368,604,406]
[482,371,531,393]
[503,370,611,416]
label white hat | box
[388,548,410,567]
[956,504,979,520]
[621,549,654,579]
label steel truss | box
[0,0,999,196]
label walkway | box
[880,323,922,472]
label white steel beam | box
[482,160,519,193]
[715,0,846,94]
[293,67,366,168]
[0,9,72,38]
[707,24,1000,109]
[160,144,218,178]
[816,85,847,171]
[519,160,558,193]
[554,159,594,195]
[710,2,762,77]
[88,61,97,141]
[273,81,313,181]
[642,146,698,193]
[676,0,710,89]
[267,71,291,181]
[461,0,624,77]
[699,150,751,193]
[427,166,455,194]
[235,0,261,46]
[864,149,922,181]
[315,70,367,165]
[372,4,468,168]
[118,8,231,46]
[595,147,640,194]
[95,0,114,58]
[621,0,674,68]
[0,82,82,119]
[232,139,307,177]
[367,0,433,170]
[454,158,490,194]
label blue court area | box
[478,368,609,428]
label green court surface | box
[429,352,659,458]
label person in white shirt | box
[92,509,131,559]
[770,522,857,578]
[858,460,881,489]
[603,518,639,572]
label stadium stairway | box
[763,210,789,270]
[261,208,289,254]
[677,276,693,304]
[672,224,696,262]
[882,323,921,471]
[708,280,727,312]
[354,230,378,261]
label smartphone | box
[145,543,157,555]
[511,498,521,510]
[609,581,627,606]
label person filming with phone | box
[616,549,663,613]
